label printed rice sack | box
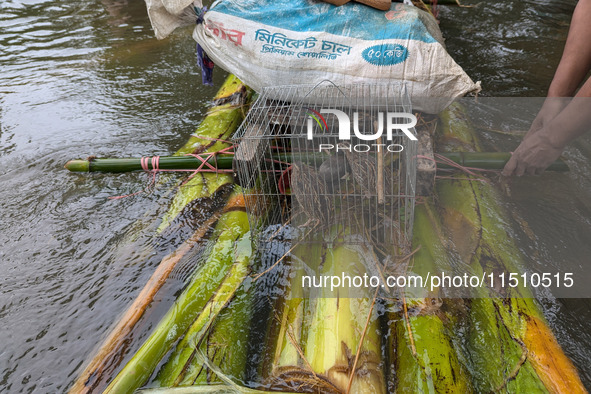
[147,0,481,113]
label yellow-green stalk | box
[265,226,386,394]
[305,241,385,394]
[393,202,473,393]
[436,103,585,393]
[157,75,250,233]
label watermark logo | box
[306,109,417,141]
[306,109,417,152]
[305,108,328,133]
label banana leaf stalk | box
[305,241,385,394]
[393,202,472,392]
[436,103,586,393]
[167,283,254,387]
[65,152,568,173]
[264,240,322,373]
[264,227,386,394]
[156,75,250,234]
[103,186,253,394]
[153,242,257,387]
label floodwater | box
[1,0,590,392]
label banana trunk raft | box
[69,80,586,392]
[69,75,252,393]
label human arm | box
[502,0,591,176]
[546,0,591,98]
[502,80,591,176]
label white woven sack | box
[147,0,481,113]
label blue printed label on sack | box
[362,44,408,66]
[254,29,350,60]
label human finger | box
[515,160,526,177]
[502,153,517,176]
[526,166,538,176]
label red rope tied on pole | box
[181,135,237,185]
[140,156,161,172]
[109,156,162,200]
[110,136,238,199]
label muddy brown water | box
[1,0,590,391]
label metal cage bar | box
[233,82,417,250]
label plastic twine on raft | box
[195,7,214,86]
[180,135,235,185]
[414,153,497,183]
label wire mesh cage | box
[233,82,417,252]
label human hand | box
[502,130,565,176]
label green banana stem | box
[264,226,385,394]
[153,234,253,387]
[436,102,585,393]
[262,240,323,388]
[304,240,385,394]
[156,189,271,388]
[157,75,250,234]
[175,284,254,387]
[103,187,251,394]
[393,202,473,392]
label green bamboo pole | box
[393,202,473,393]
[65,155,235,173]
[65,152,568,173]
[437,151,568,171]
[103,187,252,394]
[436,103,586,393]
